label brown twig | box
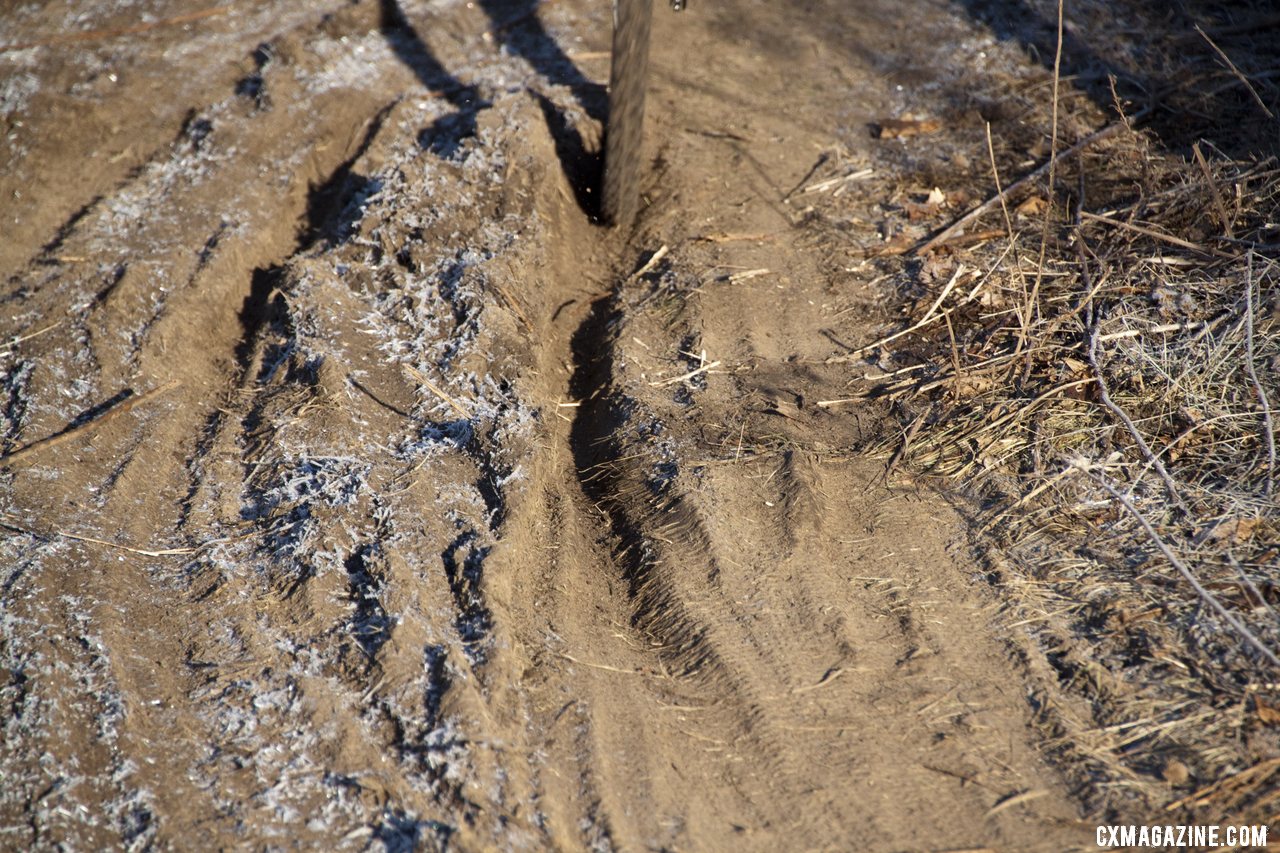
[884,409,927,479]
[985,788,1049,819]
[1228,554,1280,628]
[826,265,968,364]
[1023,0,1067,345]
[555,651,652,676]
[625,245,669,284]
[1079,465,1280,669]
[1078,210,1231,258]
[1087,325,1190,515]
[1244,252,1275,497]
[916,111,1150,256]
[922,228,1007,252]
[649,360,721,387]
[985,122,1015,242]
[402,366,470,418]
[0,320,63,358]
[980,467,1078,532]
[1193,142,1235,239]
[1196,25,1275,120]
[1,381,180,465]
[0,517,195,557]
[0,5,233,53]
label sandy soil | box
[0,0,1113,849]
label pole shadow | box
[380,0,607,215]
[948,0,1280,158]
[379,0,488,159]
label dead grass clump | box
[807,0,1280,826]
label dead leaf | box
[1062,357,1088,377]
[1255,698,1280,726]
[926,186,946,205]
[1204,518,1262,545]
[951,376,995,396]
[862,232,917,257]
[977,288,1007,308]
[763,397,803,421]
[874,117,942,139]
[1016,196,1048,216]
[904,200,941,222]
[1177,406,1207,429]
[1166,757,1280,812]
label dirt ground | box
[2,0,1254,850]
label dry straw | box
[804,0,1280,824]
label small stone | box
[1162,759,1190,786]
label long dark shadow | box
[477,0,608,216]
[948,0,1280,157]
[379,0,605,214]
[379,0,487,158]
[475,0,607,121]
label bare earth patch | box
[1,0,1276,850]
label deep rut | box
[521,246,1090,849]
[478,0,1106,847]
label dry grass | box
[808,0,1280,826]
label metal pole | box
[600,0,653,227]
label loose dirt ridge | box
[2,0,1104,849]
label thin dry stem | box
[1243,253,1275,497]
[1195,25,1276,121]
[403,365,471,418]
[1193,142,1235,239]
[1088,324,1190,515]
[827,265,968,364]
[917,113,1149,255]
[1077,465,1280,669]
[1,381,181,465]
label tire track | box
[0,0,364,281]
[566,292,863,840]
[2,5,563,846]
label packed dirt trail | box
[2,0,1100,849]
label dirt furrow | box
[0,0,368,280]
[544,261,1091,849]
[3,1,601,844]
[473,0,1105,848]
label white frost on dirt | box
[2,12,568,841]
[0,71,39,117]
[301,31,402,96]
[0,534,161,848]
